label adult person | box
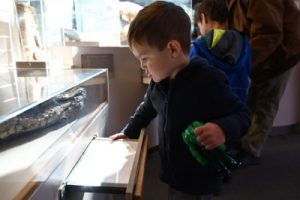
[226,0,300,166]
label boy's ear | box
[201,13,209,24]
[167,40,182,57]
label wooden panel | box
[134,134,148,200]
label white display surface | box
[66,138,138,189]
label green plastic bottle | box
[182,121,241,175]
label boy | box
[110,1,250,199]
[190,0,251,103]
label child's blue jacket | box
[190,29,252,103]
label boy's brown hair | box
[195,0,228,24]
[127,1,191,54]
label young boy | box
[190,0,251,103]
[110,1,250,199]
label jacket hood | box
[202,29,243,65]
[191,29,251,74]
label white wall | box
[273,63,300,126]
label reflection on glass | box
[17,0,192,47]
[0,68,106,123]
[0,0,23,66]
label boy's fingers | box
[204,143,217,150]
[109,133,126,141]
[196,133,209,143]
[109,135,118,141]
[194,126,208,140]
[194,126,204,136]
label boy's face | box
[131,41,177,82]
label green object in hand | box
[182,121,241,175]
[182,121,208,166]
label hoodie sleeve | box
[122,85,157,139]
[204,69,251,142]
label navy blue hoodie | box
[122,57,250,195]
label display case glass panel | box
[0,68,107,123]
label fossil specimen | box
[0,87,87,140]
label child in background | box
[110,1,250,199]
[190,0,251,103]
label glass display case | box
[0,68,109,200]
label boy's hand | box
[194,123,225,150]
[109,133,129,141]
